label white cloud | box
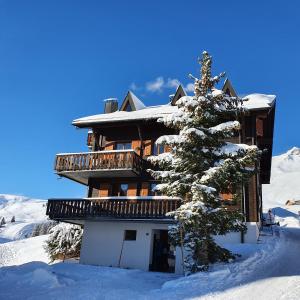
[136,76,195,94]
[185,83,194,92]
[129,82,138,91]
[146,77,180,93]
[146,77,165,93]
[166,78,181,89]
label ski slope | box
[263,147,300,210]
[0,194,47,241]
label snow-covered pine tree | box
[45,223,83,262]
[148,51,260,273]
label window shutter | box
[98,183,111,197]
[144,140,152,156]
[132,140,141,155]
[104,142,114,150]
[127,183,137,196]
[140,182,149,196]
[256,118,264,137]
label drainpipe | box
[241,183,246,244]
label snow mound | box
[31,268,61,287]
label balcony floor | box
[57,168,140,185]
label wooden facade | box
[47,87,275,225]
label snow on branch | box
[156,135,185,145]
[181,127,207,139]
[148,152,175,165]
[214,142,257,156]
[208,121,240,134]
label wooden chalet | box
[46,81,275,274]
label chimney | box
[103,98,118,113]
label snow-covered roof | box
[73,93,276,127]
[128,91,146,110]
[242,93,276,110]
[73,104,178,126]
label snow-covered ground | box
[0,194,50,267]
[0,148,300,299]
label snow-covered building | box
[46,81,276,274]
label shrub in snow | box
[32,221,58,237]
[11,216,15,223]
[148,51,260,273]
[45,223,83,261]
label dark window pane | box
[124,230,136,241]
[116,142,132,150]
[153,143,164,155]
[120,184,128,196]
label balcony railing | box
[55,150,143,174]
[46,197,182,221]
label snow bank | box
[0,233,286,300]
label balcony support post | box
[137,125,143,157]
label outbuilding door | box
[150,230,175,273]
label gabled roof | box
[171,85,187,105]
[73,104,177,127]
[119,91,146,111]
[222,78,237,97]
[73,93,275,127]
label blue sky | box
[0,0,299,199]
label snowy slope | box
[262,147,300,210]
[0,194,47,241]
[0,194,50,267]
[0,235,49,267]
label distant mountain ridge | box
[0,194,47,241]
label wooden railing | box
[46,197,182,220]
[55,150,143,174]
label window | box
[124,230,137,241]
[116,142,132,150]
[153,143,164,155]
[119,183,129,196]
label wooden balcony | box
[46,197,182,223]
[55,150,143,184]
